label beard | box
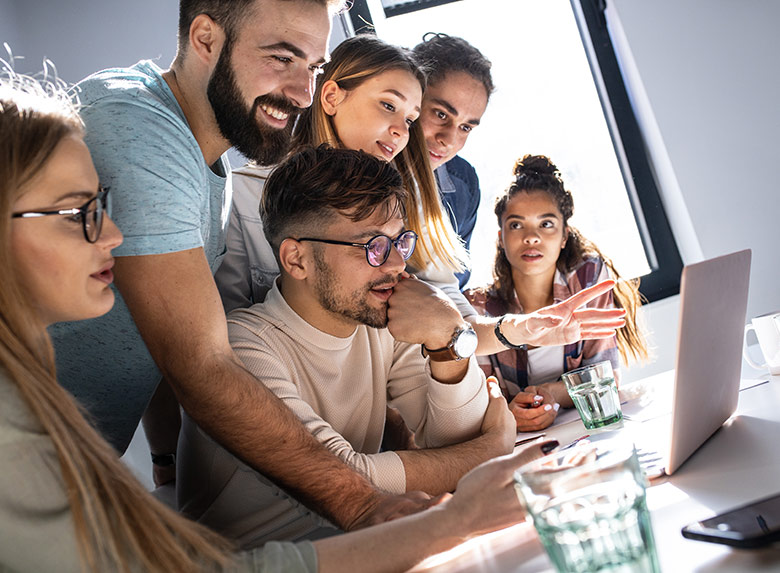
[207,40,298,165]
[312,249,400,329]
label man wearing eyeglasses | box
[48,0,442,533]
[177,145,516,546]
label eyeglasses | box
[297,229,418,267]
[12,186,110,243]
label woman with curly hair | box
[466,154,648,432]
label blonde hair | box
[292,35,467,273]
[0,71,233,572]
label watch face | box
[454,327,478,359]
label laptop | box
[629,249,752,478]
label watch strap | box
[494,315,527,350]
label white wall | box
[608,0,780,382]
[0,0,19,61]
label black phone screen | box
[682,492,780,547]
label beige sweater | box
[176,281,487,547]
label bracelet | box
[151,452,176,467]
[494,315,527,350]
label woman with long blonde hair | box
[0,71,552,573]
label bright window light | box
[368,0,652,289]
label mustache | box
[367,274,404,290]
[252,93,300,118]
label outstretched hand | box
[502,279,626,348]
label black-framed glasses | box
[12,186,110,243]
[297,229,418,267]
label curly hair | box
[490,154,648,364]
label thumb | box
[489,439,560,484]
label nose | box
[523,229,541,244]
[283,65,315,109]
[382,240,407,274]
[99,214,123,250]
[389,119,410,142]
[435,123,457,148]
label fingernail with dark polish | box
[541,440,559,454]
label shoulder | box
[445,155,479,183]
[76,61,192,144]
[227,305,280,342]
[565,255,608,291]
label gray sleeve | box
[232,541,317,573]
[0,435,83,573]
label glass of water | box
[514,442,660,573]
[562,361,622,429]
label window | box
[344,0,682,302]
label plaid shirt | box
[465,256,620,401]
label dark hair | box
[412,33,493,99]
[262,145,407,257]
[491,154,648,364]
[291,34,468,273]
[177,0,344,52]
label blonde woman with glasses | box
[0,71,555,573]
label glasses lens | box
[84,193,105,243]
[366,235,392,267]
[395,231,417,261]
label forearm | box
[397,430,511,495]
[166,351,383,530]
[469,315,512,355]
[315,503,466,573]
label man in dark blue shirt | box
[413,34,493,288]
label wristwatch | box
[494,315,527,350]
[422,324,478,362]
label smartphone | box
[681,492,780,548]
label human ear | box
[320,80,348,116]
[561,228,569,249]
[188,13,225,66]
[279,239,310,280]
[497,229,504,250]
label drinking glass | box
[514,442,660,573]
[562,361,622,429]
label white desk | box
[411,372,780,572]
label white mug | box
[743,311,780,375]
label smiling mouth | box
[260,103,289,121]
[377,142,396,159]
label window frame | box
[346,0,683,303]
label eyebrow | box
[505,213,561,220]
[429,97,481,126]
[259,41,327,65]
[383,89,421,113]
[53,190,96,204]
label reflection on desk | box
[410,371,780,573]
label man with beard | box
[49,0,435,532]
[177,145,516,547]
